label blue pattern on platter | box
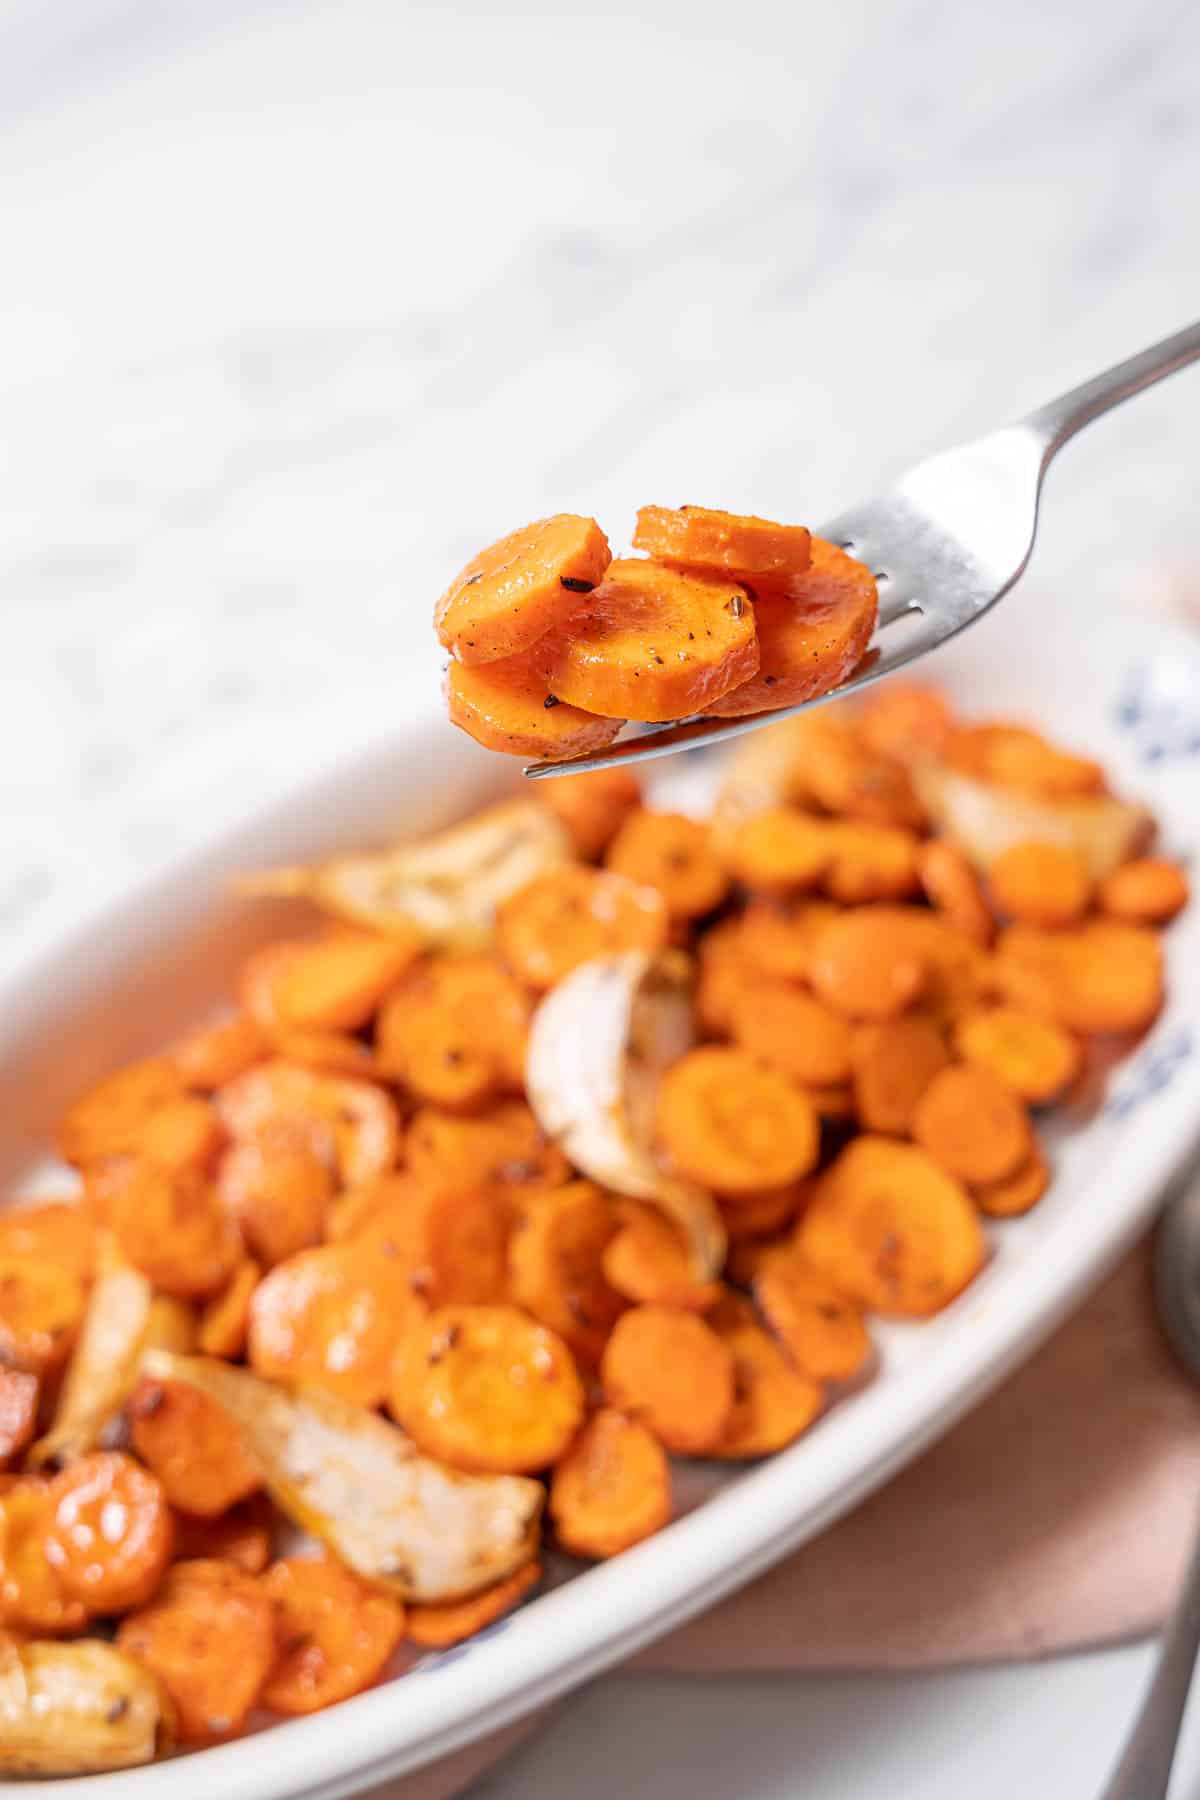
[1113,666,1200,764]
[1104,1026,1194,1121]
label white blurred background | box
[2,1,1200,1793]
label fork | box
[524,317,1200,780]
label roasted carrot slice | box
[249,1242,417,1409]
[725,808,832,895]
[216,1061,401,1187]
[605,810,729,920]
[537,767,642,859]
[117,1559,277,1742]
[809,907,928,1020]
[739,897,841,982]
[446,653,624,760]
[656,1047,819,1196]
[239,931,420,1036]
[717,1183,806,1241]
[950,722,1105,797]
[271,1029,379,1079]
[695,915,752,1037]
[405,1103,571,1197]
[217,1125,335,1266]
[129,1376,260,1518]
[103,1162,241,1300]
[602,1201,721,1311]
[0,1477,88,1633]
[131,1096,225,1174]
[421,1185,513,1307]
[172,1504,274,1575]
[550,1408,671,1558]
[375,953,530,1111]
[708,1294,824,1458]
[1057,920,1165,1035]
[435,514,612,665]
[850,1014,950,1135]
[531,558,759,723]
[0,1257,85,1377]
[632,504,812,584]
[497,866,668,989]
[913,1063,1032,1184]
[972,1139,1051,1217]
[706,541,878,719]
[1099,857,1190,925]
[753,1249,871,1382]
[44,1452,174,1615]
[953,1005,1081,1105]
[0,1369,38,1467]
[776,716,924,831]
[822,822,921,904]
[989,841,1092,927]
[261,1555,405,1715]
[392,1305,584,1474]
[508,1181,624,1366]
[324,1172,419,1244]
[600,1304,733,1455]
[857,682,956,760]
[0,1199,97,1284]
[730,981,853,1087]
[406,1558,542,1648]
[918,841,995,948]
[796,1136,984,1316]
[58,1058,186,1166]
[171,1013,267,1090]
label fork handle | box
[1026,317,1200,460]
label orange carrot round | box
[117,1559,277,1743]
[217,1125,334,1266]
[717,1183,806,1241]
[632,504,812,584]
[435,514,612,665]
[249,1242,416,1409]
[215,1061,401,1187]
[261,1555,405,1715]
[953,1005,1081,1105]
[508,1181,624,1366]
[375,953,530,1111]
[809,907,928,1020]
[239,931,420,1036]
[694,915,752,1038]
[857,682,956,760]
[0,1199,97,1285]
[44,1452,174,1615]
[655,1047,820,1196]
[600,1304,734,1455]
[1099,857,1190,925]
[196,1258,261,1359]
[708,1294,824,1458]
[447,653,624,759]
[172,1504,273,1575]
[822,823,921,904]
[912,1063,1031,1184]
[602,1201,721,1311]
[129,1376,260,1518]
[537,767,642,859]
[753,1250,871,1382]
[549,1408,671,1558]
[989,841,1092,927]
[605,810,729,920]
[171,1014,267,1090]
[0,1477,88,1633]
[730,981,853,1087]
[406,1559,542,1648]
[1057,920,1164,1035]
[497,866,668,989]
[850,1015,950,1135]
[0,1256,85,1377]
[726,808,832,895]
[405,1103,571,1198]
[104,1162,242,1300]
[952,722,1104,797]
[972,1140,1051,1217]
[422,1185,514,1307]
[918,841,995,947]
[58,1058,186,1166]
[739,897,840,982]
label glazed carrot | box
[857,682,956,760]
[655,1047,820,1196]
[422,1185,513,1307]
[392,1305,585,1474]
[752,1249,871,1382]
[972,1140,1051,1217]
[822,822,921,904]
[1056,920,1164,1035]
[446,653,624,759]
[248,1242,416,1409]
[103,1162,241,1300]
[375,953,530,1111]
[1099,857,1190,925]
[600,1304,734,1455]
[951,722,1104,797]
[44,1453,174,1615]
[706,541,878,719]
[809,907,928,1020]
[537,767,642,859]
[796,1136,985,1316]
[129,1377,260,1518]
[58,1058,186,1166]
[912,1063,1032,1184]
[549,1408,671,1559]
[717,1184,806,1241]
[271,1030,379,1079]
[850,1015,950,1135]
[0,1370,38,1467]
[217,1127,334,1265]
[172,1503,273,1575]
[216,1062,401,1187]
[508,1182,623,1365]
[0,1257,85,1377]
[738,897,841,982]
[405,1103,571,1198]
[695,915,752,1037]
[602,1201,721,1311]
[783,716,925,831]
[708,1294,824,1458]
[723,1233,794,1289]
[531,558,759,722]
[988,841,1093,927]
[196,1258,261,1359]
[116,1559,277,1743]
[900,912,991,1029]
[730,982,853,1087]
[435,514,612,665]
[605,810,729,920]
[953,1005,1081,1105]
[132,1096,225,1174]
[261,1555,405,1715]
[632,505,812,584]
[406,1559,542,1648]
[725,808,832,895]
[171,1014,267,1090]
[0,1478,88,1633]
[324,1172,424,1246]
[497,866,669,990]
[0,1199,97,1284]
[918,841,995,948]
[239,931,420,1036]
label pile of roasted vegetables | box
[0,682,1188,1774]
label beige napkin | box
[372,1238,1200,1797]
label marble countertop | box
[3,0,1200,1793]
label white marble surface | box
[4,0,1200,1794]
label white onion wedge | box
[526,951,726,1278]
[0,1635,173,1775]
[142,1352,543,1602]
[912,759,1152,878]
[30,1240,155,1467]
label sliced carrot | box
[171,1014,267,1091]
[271,1030,379,1079]
[809,906,928,1020]
[497,866,668,990]
[953,1005,1081,1105]
[796,1135,985,1316]
[58,1058,186,1166]
[739,897,841,982]
[950,722,1104,797]
[973,1139,1051,1217]
[435,514,612,665]
[102,1162,241,1300]
[131,1096,225,1174]
[531,558,759,723]
[324,1172,424,1245]
[632,504,812,584]
[217,1126,335,1266]
[913,1063,1032,1184]
[706,540,878,718]
[753,1249,871,1382]
[850,1014,950,1135]
[695,915,752,1037]
[782,715,924,830]
[898,912,990,1029]
[538,767,642,859]
[1099,857,1190,925]
[508,1181,624,1366]
[116,1559,277,1742]
[822,822,921,904]
[550,1408,671,1559]
[600,1304,734,1455]
[129,1376,260,1518]
[0,1257,85,1377]
[392,1305,584,1474]
[196,1259,261,1360]
[708,1294,824,1458]
[655,1047,820,1196]
[248,1242,416,1409]
[725,808,832,895]
[722,1233,795,1289]
[375,953,530,1111]
[406,1558,542,1648]
[261,1555,405,1715]
[857,682,956,760]
[216,1061,401,1187]
[729,981,853,1087]
[605,810,729,921]
[717,1184,806,1241]
[446,653,624,759]
[602,1201,721,1311]
[989,841,1092,927]
[173,1503,273,1575]
[239,931,420,1036]
[0,1477,88,1633]
[421,1185,514,1307]
[0,1199,97,1285]
[0,1370,38,1467]
[1056,920,1164,1035]
[918,841,995,948]
[405,1103,571,1198]
[44,1452,174,1615]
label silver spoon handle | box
[1026,318,1200,461]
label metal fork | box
[524,318,1200,781]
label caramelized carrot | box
[537,766,642,859]
[0,1199,97,1283]
[0,1257,85,1377]
[730,982,853,1087]
[196,1258,262,1360]
[708,1294,824,1458]
[600,1304,734,1455]
[58,1059,186,1166]
[239,931,420,1036]
[753,1249,871,1382]
[248,1242,416,1409]
[1056,920,1164,1035]
[602,1201,721,1311]
[695,915,752,1038]
[421,1185,513,1307]
[550,1409,671,1558]
[0,1477,88,1633]
[0,1370,38,1467]
[271,1030,380,1079]
[605,810,729,920]
[103,1162,241,1300]
[446,653,624,759]
[632,505,812,584]
[850,1014,950,1135]
[655,1047,820,1195]
[809,907,928,1019]
[913,1063,1032,1184]
[129,1377,260,1518]
[117,1559,277,1742]
[918,841,995,948]
[508,1182,623,1365]
[405,1103,571,1197]
[783,716,925,830]
[215,1061,401,1187]
[717,1184,806,1241]
[375,953,530,1111]
[989,841,1093,927]
[739,897,841,982]
[951,722,1105,797]
[44,1452,173,1615]
[435,514,612,665]
[497,866,668,989]
[130,1096,225,1174]
[972,1139,1051,1217]
[1099,857,1190,925]
[857,682,956,760]
[406,1559,542,1648]
[953,1005,1081,1105]
[216,1126,334,1266]
[171,1014,267,1090]
[822,822,921,904]
[172,1504,273,1575]
[261,1556,405,1715]
[726,808,832,895]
